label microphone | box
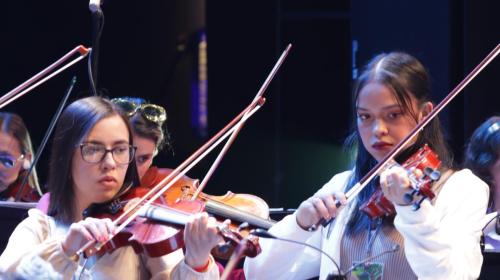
[343,244,400,276]
[250,229,346,280]
[89,0,102,13]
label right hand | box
[295,192,347,230]
[61,217,116,257]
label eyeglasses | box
[0,154,24,169]
[111,98,167,126]
[79,143,136,165]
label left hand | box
[183,212,223,270]
[380,166,421,205]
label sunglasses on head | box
[0,154,24,169]
[111,97,167,126]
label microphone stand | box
[88,1,104,95]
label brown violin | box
[77,44,291,260]
[140,167,275,230]
[360,144,442,219]
[1,181,39,202]
[139,166,275,258]
[83,187,261,259]
[79,168,273,259]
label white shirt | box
[244,169,489,280]
[482,211,500,252]
[0,209,219,280]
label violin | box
[139,166,275,258]
[1,181,39,202]
[360,144,442,219]
[80,169,271,259]
[140,167,275,230]
[77,44,291,260]
[310,45,500,230]
[82,186,261,259]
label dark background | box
[0,0,499,277]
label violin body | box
[83,166,267,259]
[360,144,442,219]
[141,167,274,230]
[139,166,272,258]
[1,181,39,202]
[94,193,204,258]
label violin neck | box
[205,199,275,229]
[139,202,276,230]
[138,205,190,226]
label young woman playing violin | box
[111,97,248,279]
[0,96,221,279]
[244,52,489,279]
[0,112,40,202]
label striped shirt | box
[340,220,416,280]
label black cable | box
[251,229,345,280]
[88,9,104,95]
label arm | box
[148,212,222,279]
[244,213,322,280]
[0,209,78,278]
[244,171,352,280]
[393,169,489,280]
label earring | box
[23,159,30,170]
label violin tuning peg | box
[403,189,417,204]
[423,167,441,181]
[430,170,441,181]
[412,197,426,211]
[237,222,250,232]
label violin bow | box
[0,45,89,199]
[77,44,292,257]
[191,43,293,200]
[15,76,77,201]
[0,45,90,109]
[313,43,500,231]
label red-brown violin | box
[360,144,442,219]
[84,186,261,258]
[75,44,291,262]
[82,167,273,258]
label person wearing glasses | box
[0,96,220,279]
[0,112,41,202]
[463,116,500,252]
[112,97,245,279]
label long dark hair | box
[464,116,500,208]
[344,52,452,235]
[47,96,139,224]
